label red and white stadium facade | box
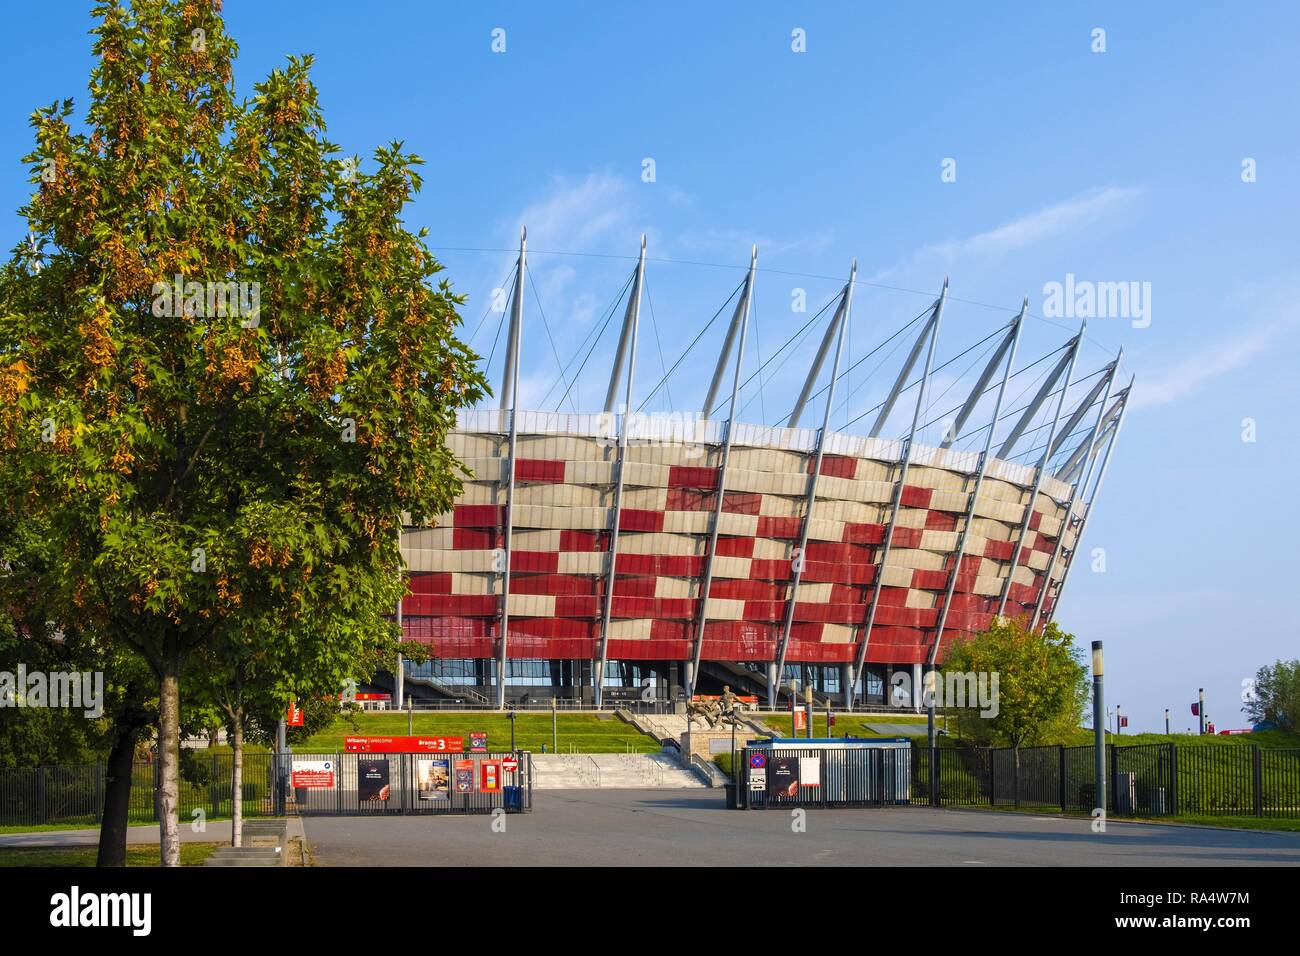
[396,233,1131,709]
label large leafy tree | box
[1244,660,1300,732]
[940,617,1089,749]
[0,498,155,867]
[0,0,484,865]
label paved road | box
[302,789,1300,867]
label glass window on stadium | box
[601,662,657,689]
[779,665,841,696]
[404,658,484,686]
[864,669,885,703]
[504,659,554,686]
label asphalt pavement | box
[299,788,1300,867]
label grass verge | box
[0,842,221,867]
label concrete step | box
[243,820,288,831]
[530,753,705,789]
[204,847,283,867]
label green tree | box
[939,616,1089,748]
[1244,660,1300,732]
[0,506,154,866]
[0,0,484,865]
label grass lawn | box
[291,711,660,754]
[749,717,1300,750]
[0,818,238,836]
[0,821,103,834]
[1140,814,1300,833]
[977,804,1300,833]
[0,842,221,867]
[1055,729,1300,749]
[754,713,945,739]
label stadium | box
[392,231,1132,711]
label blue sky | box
[3,2,1298,731]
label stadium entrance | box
[275,749,533,816]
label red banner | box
[344,735,463,753]
[286,700,304,727]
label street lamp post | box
[789,680,797,737]
[729,707,737,781]
[1165,708,1170,735]
[1198,688,1206,735]
[1092,641,1106,817]
[508,708,517,753]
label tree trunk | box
[157,640,182,867]
[96,724,140,868]
[231,717,243,848]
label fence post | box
[95,762,104,823]
[37,767,47,825]
[988,751,995,807]
[210,751,220,820]
[1058,745,1067,813]
[1013,749,1020,809]
[1169,744,1178,816]
[1108,743,1117,814]
[1252,745,1263,818]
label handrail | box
[688,752,725,787]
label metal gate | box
[739,746,913,809]
[274,751,532,816]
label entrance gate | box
[274,751,533,816]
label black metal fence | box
[0,751,532,827]
[737,745,912,809]
[280,752,532,816]
[907,743,1300,818]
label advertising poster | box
[470,732,488,753]
[798,757,821,788]
[417,757,450,801]
[454,758,474,794]
[290,759,335,789]
[358,759,391,802]
[768,756,799,798]
[480,760,502,792]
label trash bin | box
[503,786,523,813]
[724,783,737,809]
[1115,772,1136,814]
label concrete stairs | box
[529,753,706,790]
[629,711,771,745]
[203,818,288,867]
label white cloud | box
[934,187,1141,260]
[511,172,634,249]
[865,186,1142,288]
[1129,323,1276,411]
[672,227,835,259]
